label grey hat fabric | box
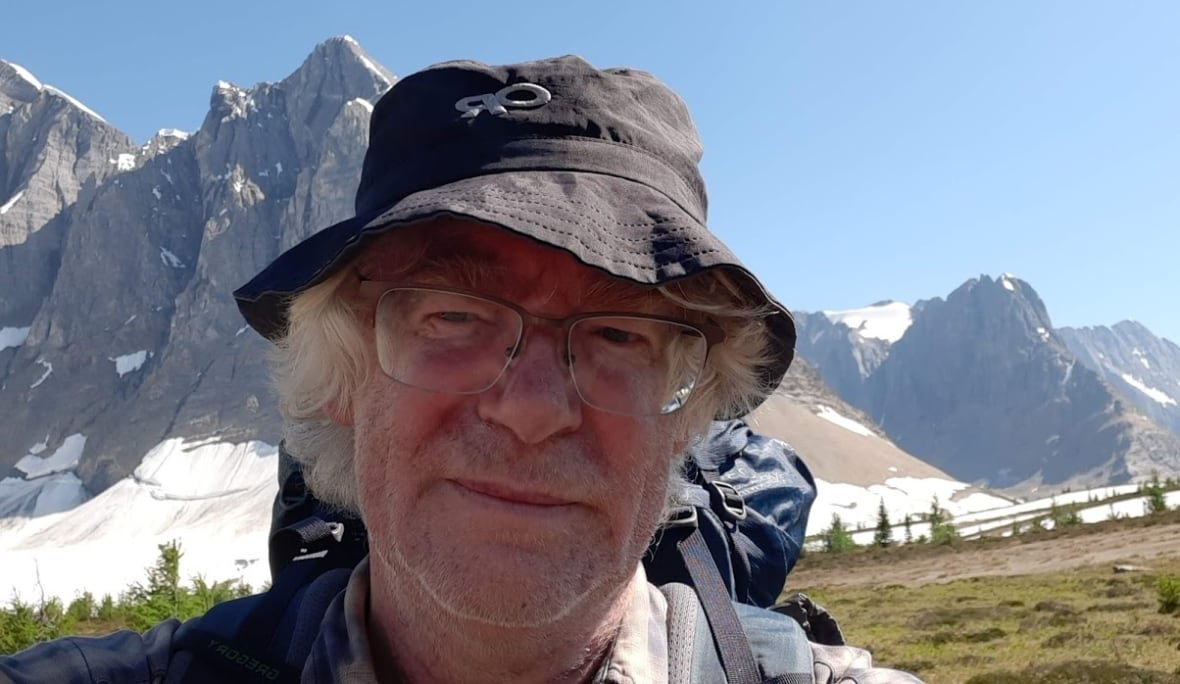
[233,55,796,414]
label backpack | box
[177,418,822,683]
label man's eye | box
[596,326,641,344]
[436,311,477,323]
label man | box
[1,56,921,682]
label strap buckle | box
[663,505,699,528]
[707,481,747,522]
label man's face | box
[346,219,699,627]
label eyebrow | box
[382,253,672,315]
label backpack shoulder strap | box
[662,580,814,684]
[173,516,363,683]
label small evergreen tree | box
[927,495,958,545]
[872,499,893,547]
[1144,473,1168,515]
[903,514,913,544]
[823,513,856,553]
[123,540,202,631]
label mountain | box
[0,60,139,250]
[792,301,908,411]
[796,274,1180,495]
[1058,321,1180,434]
[1,60,141,353]
[749,357,952,486]
[0,37,395,501]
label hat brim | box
[234,170,795,418]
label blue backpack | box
[176,418,820,683]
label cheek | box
[350,382,451,515]
[592,413,688,547]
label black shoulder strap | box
[175,516,365,683]
[676,527,763,684]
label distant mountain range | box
[2,38,1177,531]
[795,274,1180,495]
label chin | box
[374,530,627,628]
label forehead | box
[355,217,666,310]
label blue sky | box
[4,2,1178,343]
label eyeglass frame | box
[354,277,726,415]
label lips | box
[450,478,574,507]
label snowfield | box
[0,439,277,603]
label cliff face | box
[0,38,395,496]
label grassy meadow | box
[791,512,1180,682]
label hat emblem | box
[454,83,552,119]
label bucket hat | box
[234,55,795,417]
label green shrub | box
[1,539,254,655]
[823,513,856,553]
[1141,472,1169,515]
[1156,574,1180,614]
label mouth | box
[449,478,575,507]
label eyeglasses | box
[358,283,723,416]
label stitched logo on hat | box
[454,83,552,119]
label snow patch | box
[1,325,32,350]
[29,358,52,389]
[0,438,279,603]
[44,85,106,123]
[822,301,912,343]
[1000,274,1017,292]
[15,434,86,479]
[111,350,148,376]
[807,476,1008,537]
[235,325,250,337]
[1120,373,1177,406]
[1036,326,1050,342]
[0,190,25,215]
[348,97,374,112]
[115,153,136,171]
[159,247,184,268]
[28,438,47,455]
[152,186,162,200]
[156,128,189,140]
[0,473,87,519]
[816,405,875,437]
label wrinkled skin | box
[336,219,700,682]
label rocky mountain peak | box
[141,128,190,158]
[1,39,397,496]
[938,273,1057,350]
[796,274,1180,494]
[0,60,44,111]
[280,35,395,106]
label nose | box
[476,330,582,444]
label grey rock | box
[797,274,1180,494]
[0,38,394,495]
[1058,321,1180,435]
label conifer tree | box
[824,513,855,553]
[873,498,893,547]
